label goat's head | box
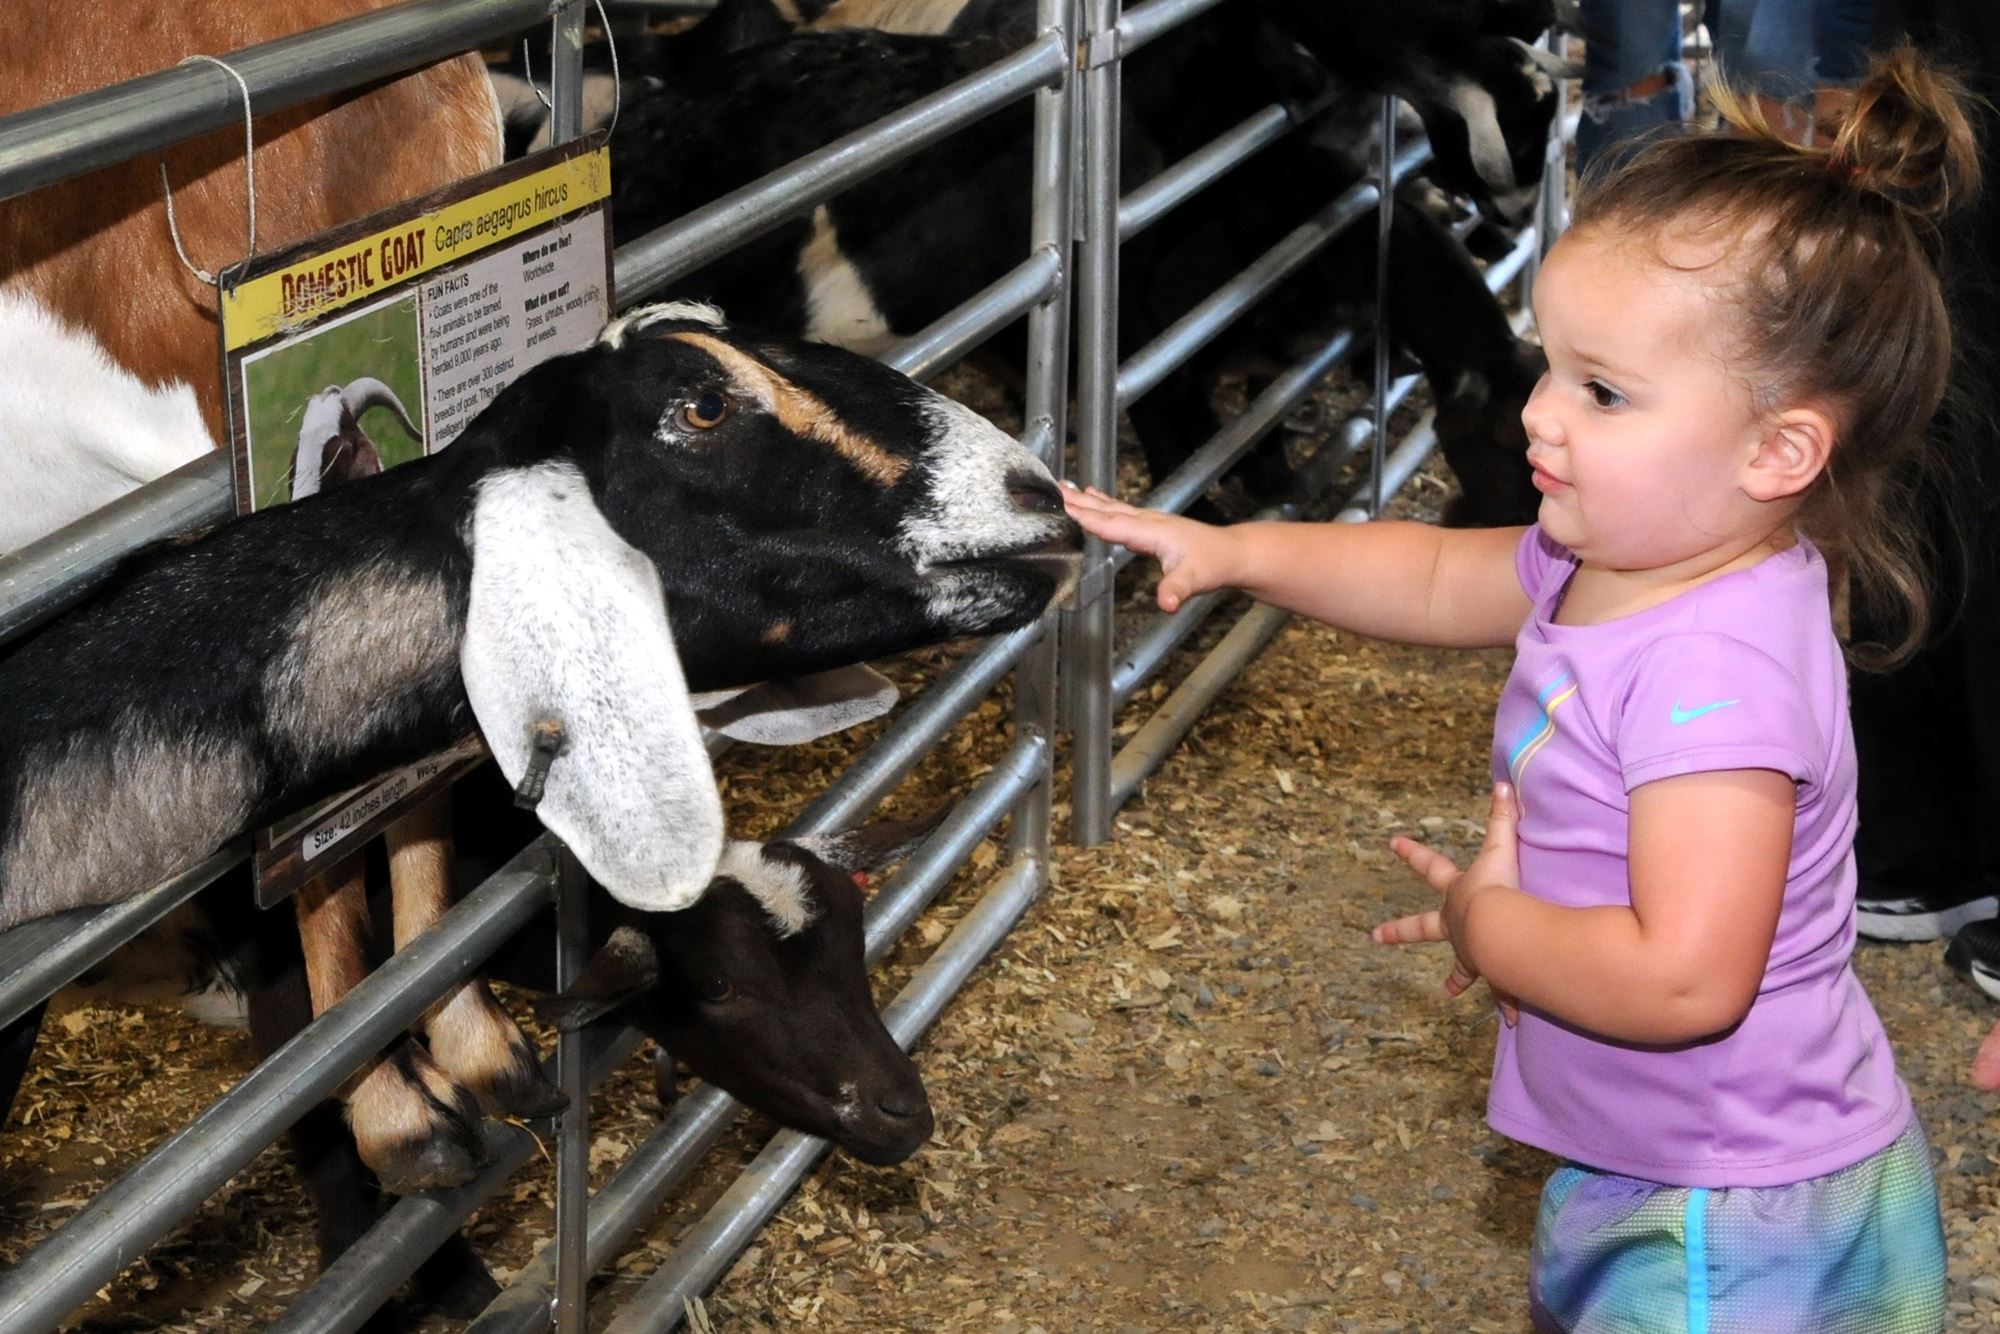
[1267,0,1568,226]
[292,378,420,500]
[537,818,937,1165]
[470,301,1081,686]
[1437,339,1544,528]
[451,302,1077,915]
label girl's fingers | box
[1388,836,1462,895]
[1495,991,1521,1027]
[1444,958,1479,997]
[1372,910,1446,945]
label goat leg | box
[296,860,489,1193]
[387,796,565,1120]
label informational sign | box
[218,135,615,905]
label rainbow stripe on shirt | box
[1506,671,1578,799]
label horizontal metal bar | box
[884,245,1063,382]
[1484,223,1539,294]
[462,741,1042,1333]
[859,733,1042,962]
[1118,104,1292,242]
[1116,0,1233,57]
[0,839,558,1332]
[1116,137,1432,408]
[1137,323,1359,521]
[0,0,555,204]
[1332,411,1441,523]
[1110,586,1227,708]
[600,856,1042,1334]
[0,841,248,1031]
[269,1022,646,1334]
[0,452,233,647]
[1109,601,1290,809]
[614,33,1066,306]
[789,619,1042,836]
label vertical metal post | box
[1067,0,1121,846]
[548,7,589,1331]
[1369,95,1395,518]
[553,849,590,1334]
[1009,0,1079,871]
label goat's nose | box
[1006,470,1065,516]
[875,1088,931,1122]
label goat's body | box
[0,0,501,440]
[0,293,214,553]
[0,457,475,929]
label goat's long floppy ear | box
[691,665,899,745]
[462,465,725,912]
[532,926,660,1032]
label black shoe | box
[1944,919,2000,1002]
[1856,877,2000,942]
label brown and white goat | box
[0,0,522,1190]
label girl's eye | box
[1585,380,1626,410]
[679,392,735,431]
[698,978,735,1004]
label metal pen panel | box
[0,841,557,1331]
[0,0,555,203]
[614,34,1067,304]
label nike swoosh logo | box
[1670,699,1742,725]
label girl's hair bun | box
[1823,45,1982,223]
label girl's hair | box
[1572,47,1983,668]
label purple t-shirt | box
[1484,526,1909,1188]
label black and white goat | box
[0,300,1079,1190]
[290,378,421,501]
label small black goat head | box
[538,816,941,1166]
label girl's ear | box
[1745,404,1836,503]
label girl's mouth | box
[1530,465,1569,495]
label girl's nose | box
[1520,374,1562,447]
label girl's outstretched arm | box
[1061,485,1532,649]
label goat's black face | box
[563,841,933,1166]
[1403,39,1559,226]
[494,302,1080,689]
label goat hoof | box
[410,1235,502,1319]
[470,1047,568,1122]
[368,1129,488,1195]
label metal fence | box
[0,0,1567,1328]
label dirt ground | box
[4,448,1998,1331]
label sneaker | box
[1944,919,2000,1003]
[1856,881,2000,942]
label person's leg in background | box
[1713,0,1820,138]
[1576,0,1693,174]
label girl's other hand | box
[1060,484,1235,612]
[1373,784,1523,1025]
[1974,1018,2000,1091]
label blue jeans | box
[1712,0,1874,100]
[1578,0,1694,175]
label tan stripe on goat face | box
[659,330,910,488]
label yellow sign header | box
[220,148,611,351]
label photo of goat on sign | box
[239,293,425,512]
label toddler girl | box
[1065,48,1978,1332]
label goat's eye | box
[698,978,734,1004]
[679,392,735,431]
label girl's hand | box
[1060,484,1236,612]
[1974,1018,2000,1092]
[1373,783,1523,1025]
